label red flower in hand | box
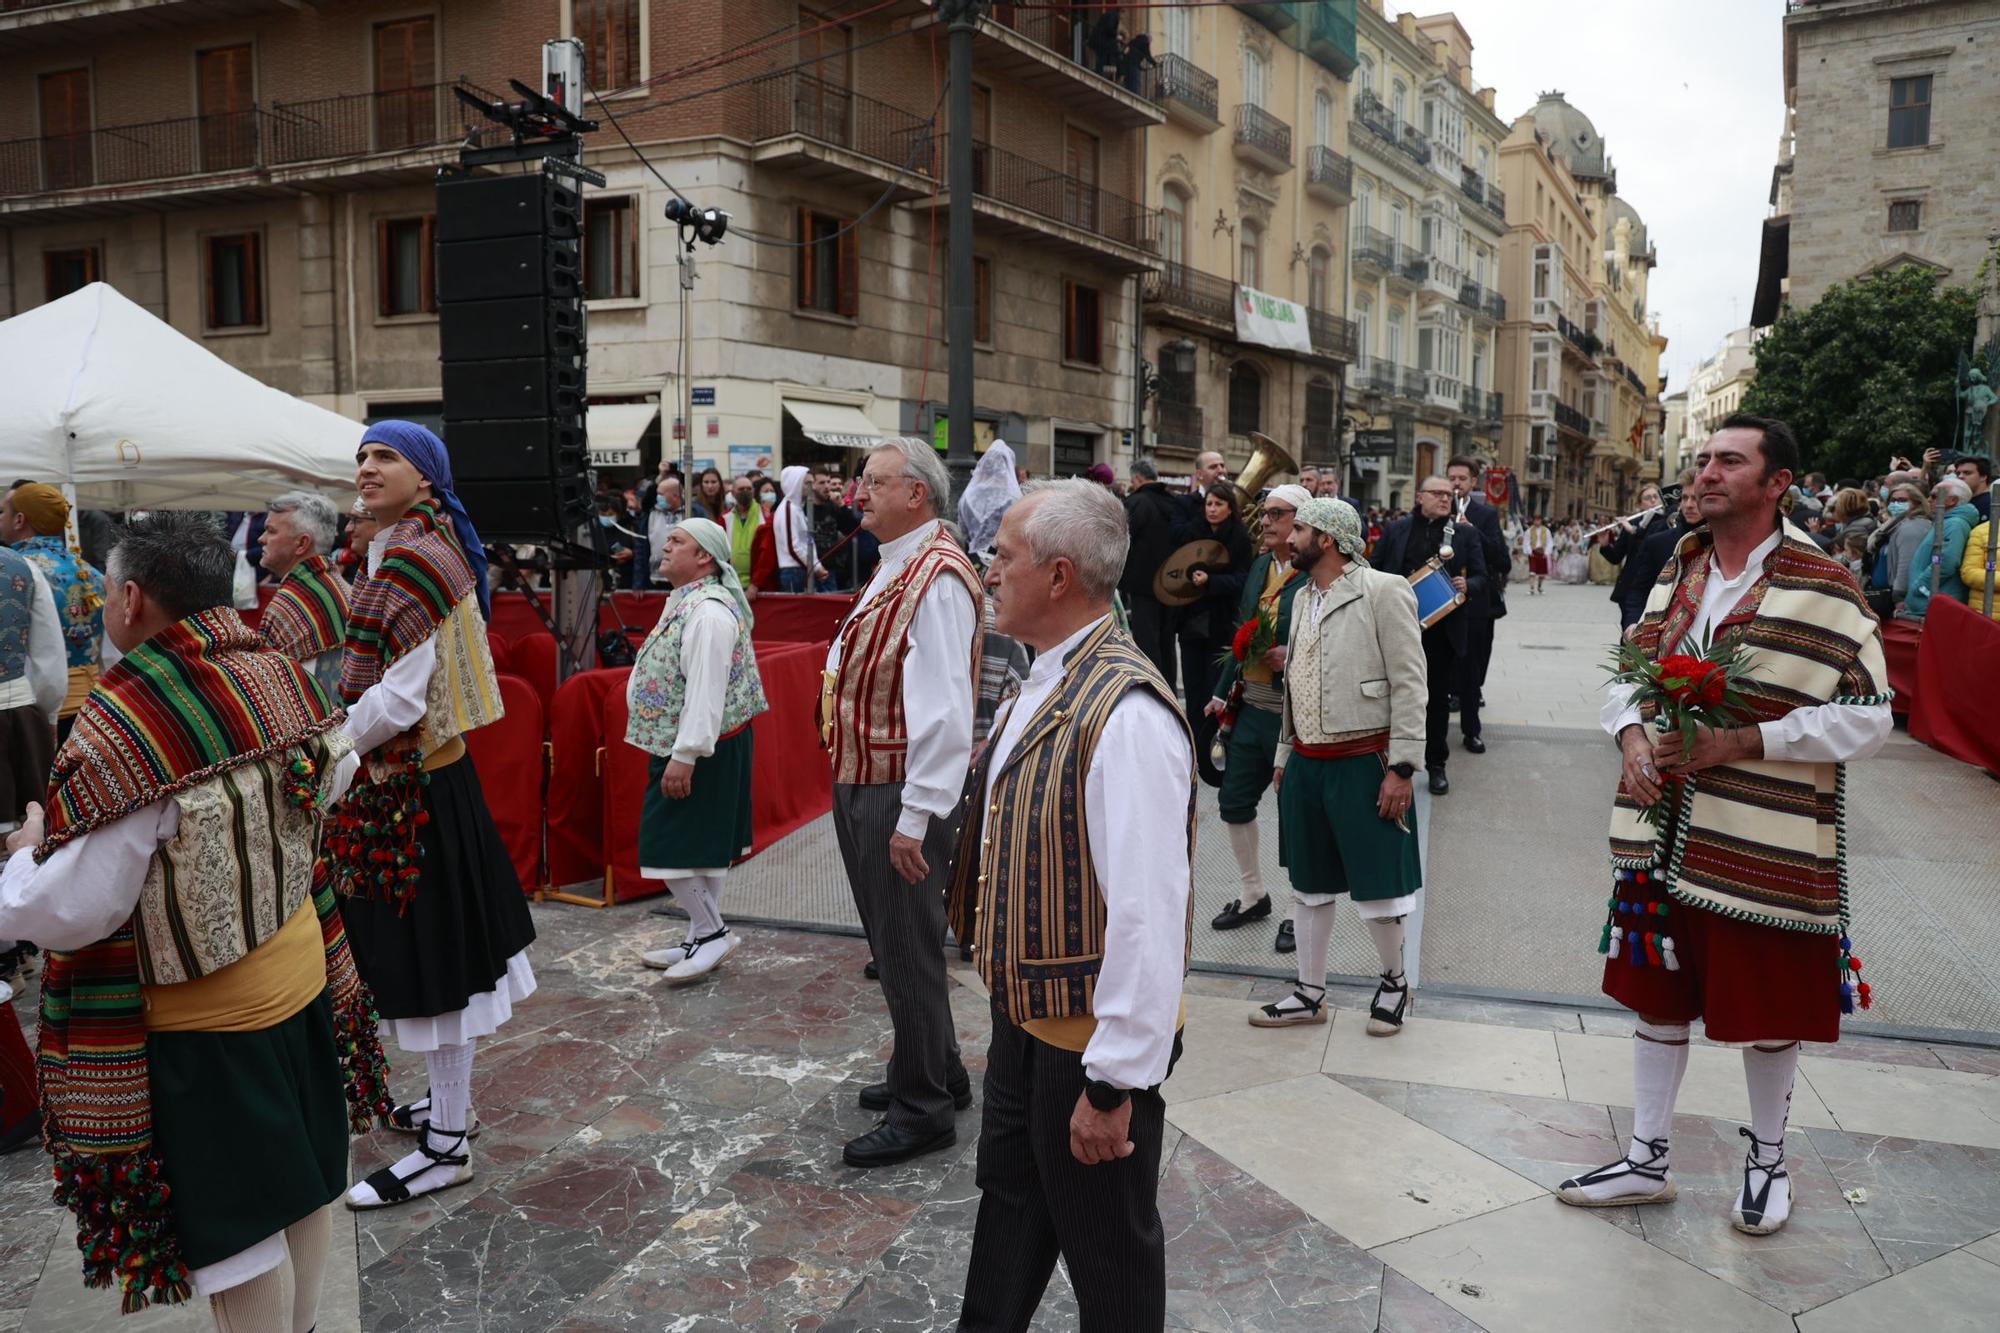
[1231,618,1260,662]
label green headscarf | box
[679,517,754,627]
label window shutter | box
[243,233,261,325]
[204,238,221,328]
[837,220,860,317]
[376,219,392,315]
[408,19,436,87]
[796,206,813,308]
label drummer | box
[1369,477,1488,798]
[1171,483,1255,785]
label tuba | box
[1232,432,1301,519]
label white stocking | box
[1557,1019,1687,1206]
[1227,822,1265,908]
[1362,915,1406,979]
[1292,900,1336,994]
[346,1040,476,1208]
[1736,1042,1799,1230]
[674,871,727,939]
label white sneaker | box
[661,930,739,985]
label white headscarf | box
[677,517,754,627]
[958,441,1021,555]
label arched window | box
[1161,184,1189,273]
[1239,220,1262,290]
[1243,49,1267,109]
[1315,90,1333,148]
[1228,361,1263,437]
[1308,245,1331,311]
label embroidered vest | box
[0,547,32,686]
[14,536,103,669]
[626,581,770,757]
[133,729,353,985]
[828,529,984,785]
[947,619,1196,1025]
[1609,523,1890,934]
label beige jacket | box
[1275,564,1428,772]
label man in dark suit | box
[1373,475,1488,796]
[1120,458,1185,687]
[1444,456,1511,753]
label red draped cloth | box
[1880,617,1922,718]
[464,673,547,891]
[1909,596,2000,775]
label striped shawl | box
[1608,522,1890,934]
[260,553,351,664]
[338,502,476,705]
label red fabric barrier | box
[543,640,834,898]
[464,674,547,891]
[596,590,852,647]
[1908,596,2000,775]
[510,632,559,728]
[484,592,563,646]
[1880,617,1922,719]
[485,628,515,677]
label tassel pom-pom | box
[1661,937,1680,972]
[1608,926,1623,960]
[1597,920,1613,955]
[1857,980,1873,1009]
[1840,982,1856,1015]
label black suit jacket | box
[1373,514,1488,656]
[1460,496,1511,618]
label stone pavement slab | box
[1799,1054,2000,1149]
[1168,1075,1547,1248]
[1322,1010,1568,1100]
[1804,1128,2000,1273]
[1554,1030,1839,1128]
[1793,1247,2000,1331]
[1373,1197,1796,1333]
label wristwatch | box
[1389,761,1415,779]
[1084,1078,1130,1111]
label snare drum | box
[1406,557,1465,629]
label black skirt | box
[149,992,349,1268]
[341,755,537,1020]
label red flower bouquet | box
[1605,634,1760,830]
[1222,603,1279,667]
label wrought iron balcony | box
[1461,387,1503,422]
[1144,264,1236,328]
[1233,103,1293,172]
[1459,166,1506,226]
[1155,399,1205,454]
[1350,90,1430,165]
[0,82,470,201]
[1554,400,1592,437]
[1307,307,1358,363]
[752,74,936,198]
[1352,224,1399,275]
[1398,252,1429,285]
[1396,121,1432,167]
[1485,290,1507,321]
[1305,145,1353,202]
[1354,357,1404,398]
[1156,53,1219,130]
[921,136,1158,258]
[1556,312,1599,357]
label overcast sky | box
[1427,0,1788,392]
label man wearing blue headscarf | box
[330,421,539,1213]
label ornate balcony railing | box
[1155,399,1205,454]
[1351,90,1432,167]
[0,83,470,197]
[1352,224,1399,273]
[1305,145,1352,198]
[1355,357,1404,397]
[927,135,1158,251]
[753,74,935,172]
[1459,166,1506,224]
[995,5,1160,100]
[1144,264,1236,326]
[1461,387,1503,421]
[1485,290,1507,321]
[1155,53,1218,124]
[1554,400,1591,436]
[1399,252,1429,284]
[1233,103,1293,168]
[1307,307,1358,363]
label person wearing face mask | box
[772,465,830,593]
[595,496,641,585]
[724,477,763,586]
[647,476,685,588]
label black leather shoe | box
[863,958,879,981]
[843,1121,957,1168]
[858,1075,973,1113]
[1211,896,1273,931]
[1463,735,1487,754]
[1428,769,1450,796]
[1275,920,1296,954]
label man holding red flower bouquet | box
[1559,415,1891,1238]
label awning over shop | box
[784,399,885,450]
[587,402,658,469]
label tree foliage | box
[1740,265,1978,481]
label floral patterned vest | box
[625,581,769,757]
[13,536,103,669]
[0,547,32,686]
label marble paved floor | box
[6,902,1999,1331]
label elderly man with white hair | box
[948,478,1194,1332]
[258,490,351,696]
[822,436,984,1168]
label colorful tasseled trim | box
[1597,868,1682,972]
[322,749,431,912]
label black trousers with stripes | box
[957,1015,1181,1332]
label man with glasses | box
[1204,484,1313,953]
[822,437,984,1168]
[1372,476,1489,796]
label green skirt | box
[148,991,349,1268]
[639,727,756,874]
[1278,752,1423,901]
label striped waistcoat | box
[1609,522,1890,934]
[828,529,983,785]
[947,618,1196,1025]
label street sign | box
[691,386,716,406]
[1351,429,1398,458]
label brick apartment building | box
[0,0,1163,480]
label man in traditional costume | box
[949,479,1194,1332]
[1251,498,1425,1034]
[258,490,352,696]
[0,513,390,1326]
[1,481,107,732]
[1205,483,1312,954]
[331,421,538,1211]
[823,437,982,1168]
[627,518,769,982]
[1558,414,1890,1237]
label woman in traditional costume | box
[331,421,538,1212]
[627,519,768,981]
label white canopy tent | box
[0,283,363,510]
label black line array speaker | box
[436,165,591,542]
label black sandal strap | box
[418,1126,471,1167]
[1370,973,1409,1024]
[1259,987,1324,1020]
[388,1094,432,1133]
[360,1163,414,1204]
[1570,1136,1671,1186]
